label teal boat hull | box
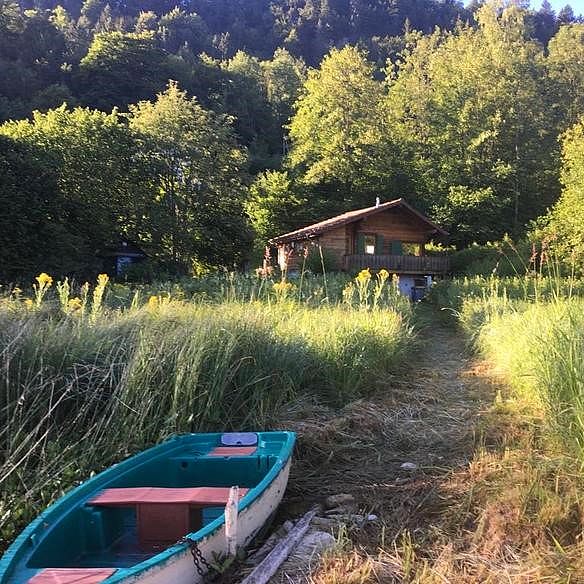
[1,431,295,584]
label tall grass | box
[105,270,411,312]
[0,275,413,549]
[432,276,584,462]
[429,274,584,313]
[477,300,584,454]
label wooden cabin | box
[269,198,449,298]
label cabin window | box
[364,234,376,255]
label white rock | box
[400,462,418,471]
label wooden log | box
[239,506,320,584]
[225,486,239,558]
[245,521,294,566]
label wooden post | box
[225,486,239,558]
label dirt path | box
[271,313,500,581]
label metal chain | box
[178,536,213,580]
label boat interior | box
[9,432,289,584]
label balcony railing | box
[345,254,450,274]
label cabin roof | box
[269,198,448,244]
[100,239,147,258]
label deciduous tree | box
[288,45,395,211]
[385,2,558,245]
[129,82,252,271]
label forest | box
[1,0,584,279]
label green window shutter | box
[391,240,403,255]
[375,234,384,254]
[356,233,365,254]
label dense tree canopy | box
[0,135,69,280]
[2,0,584,280]
[289,47,387,196]
[0,86,253,279]
[277,4,584,248]
[0,106,154,275]
[383,4,559,245]
[76,31,172,110]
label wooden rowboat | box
[1,431,295,584]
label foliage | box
[0,86,256,279]
[0,135,73,281]
[261,47,305,129]
[427,274,584,319]
[547,24,584,130]
[304,246,339,275]
[443,276,584,464]
[0,106,153,277]
[288,46,396,211]
[246,170,307,244]
[0,0,477,159]
[448,239,532,277]
[2,0,584,278]
[545,118,584,272]
[128,82,253,271]
[385,3,559,245]
[76,31,172,111]
[477,300,584,459]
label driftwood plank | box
[239,507,320,584]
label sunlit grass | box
[430,275,584,461]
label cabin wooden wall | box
[317,226,347,268]
[353,208,433,253]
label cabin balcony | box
[344,254,450,274]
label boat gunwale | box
[0,431,296,584]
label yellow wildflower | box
[24,298,34,309]
[36,273,53,287]
[273,280,294,301]
[97,273,109,287]
[378,269,389,281]
[356,268,371,283]
[273,281,293,293]
[147,295,159,310]
[68,297,83,312]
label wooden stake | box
[239,506,320,584]
[225,486,239,557]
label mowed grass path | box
[276,311,584,583]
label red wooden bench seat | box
[88,487,248,550]
[208,446,256,457]
[28,568,116,584]
[89,487,248,507]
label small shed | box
[100,239,147,277]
